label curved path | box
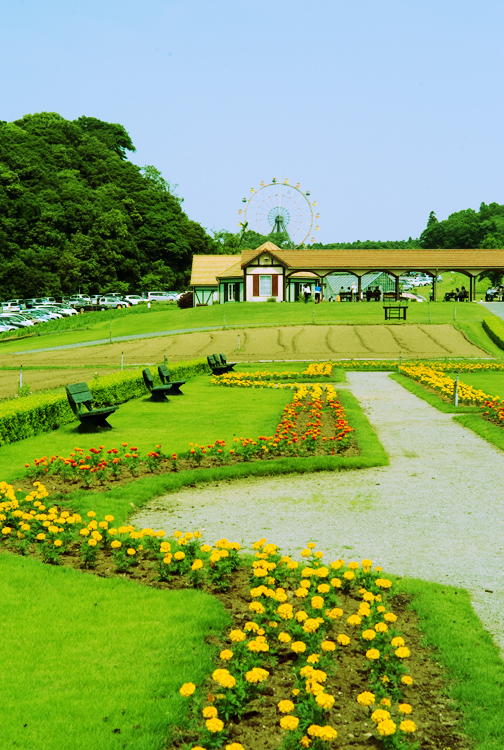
[131,372,504,656]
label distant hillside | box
[0,112,216,297]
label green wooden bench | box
[219,353,237,371]
[142,368,173,401]
[207,354,230,375]
[158,364,186,394]
[65,382,118,431]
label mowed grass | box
[1,299,502,356]
[0,375,292,484]
[0,553,228,750]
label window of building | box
[228,283,235,301]
[259,275,272,296]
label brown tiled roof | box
[190,255,241,286]
[216,260,243,279]
[241,247,504,271]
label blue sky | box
[2,0,503,244]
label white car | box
[147,291,178,302]
[124,295,145,305]
[0,314,35,327]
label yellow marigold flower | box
[362,629,376,641]
[91,531,102,541]
[306,542,316,549]
[160,541,171,553]
[382,675,390,683]
[384,612,397,622]
[244,621,260,632]
[314,550,323,559]
[277,699,295,713]
[127,548,136,555]
[318,726,337,741]
[36,533,46,541]
[191,559,203,571]
[399,720,416,733]
[200,544,212,553]
[301,549,311,558]
[377,604,386,612]
[174,551,185,561]
[307,654,319,664]
[317,583,330,594]
[315,693,335,710]
[220,650,233,661]
[375,578,392,589]
[401,675,413,685]
[88,520,98,530]
[303,618,321,634]
[307,725,321,737]
[291,641,306,654]
[321,640,336,652]
[343,571,355,580]
[277,603,294,620]
[295,610,308,622]
[361,558,372,567]
[311,596,324,609]
[377,719,397,736]
[278,632,291,643]
[111,540,121,549]
[300,736,311,748]
[87,511,96,518]
[229,630,246,642]
[206,717,224,733]
[179,682,196,697]
[173,530,182,538]
[366,648,380,660]
[249,601,265,614]
[357,691,375,706]
[245,667,269,683]
[163,554,172,564]
[226,744,245,750]
[253,567,268,577]
[202,705,218,718]
[337,634,350,646]
[247,639,269,653]
[194,530,202,539]
[348,561,359,569]
[280,715,299,731]
[391,636,405,648]
[380,697,391,706]
[363,592,375,602]
[395,646,411,658]
[296,587,308,598]
[88,538,97,547]
[399,703,412,714]
[54,539,63,547]
[347,614,361,626]
[326,607,343,619]
[375,622,388,633]
[212,669,236,688]
[330,559,343,570]
[287,560,298,569]
[371,709,390,723]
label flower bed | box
[0,481,467,750]
[23,385,355,490]
[212,363,333,386]
[399,364,491,406]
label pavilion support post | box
[470,275,476,301]
[394,276,400,301]
[357,275,362,301]
[432,275,437,302]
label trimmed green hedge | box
[482,316,504,351]
[0,359,209,445]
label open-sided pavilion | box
[191,243,504,304]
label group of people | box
[302,282,383,302]
[444,286,469,302]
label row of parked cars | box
[0,291,182,332]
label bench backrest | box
[207,354,219,368]
[219,354,227,365]
[142,368,154,391]
[158,364,171,382]
[66,382,93,415]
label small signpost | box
[453,371,459,407]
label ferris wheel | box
[238,179,320,248]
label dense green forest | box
[419,203,504,249]
[0,112,216,298]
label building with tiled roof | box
[190,243,504,304]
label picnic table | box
[383,305,408,320]
[66,382,118,430]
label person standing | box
[314,283,321,303]
[303,284,311,303]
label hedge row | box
[482,316,504,351]
[0,359,209,445]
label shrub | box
[177,291,194,309]
[482,316,504,351]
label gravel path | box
[131,372,504,656]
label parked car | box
[124,295,145,305]
[0,314,35,327]
[38,304,77,317]
[97,296,128,310]
[147,291,178,302]
[3,299,25,311]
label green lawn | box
[454,371,504,399]
[1,300,502,356]
[0,553,227,750]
